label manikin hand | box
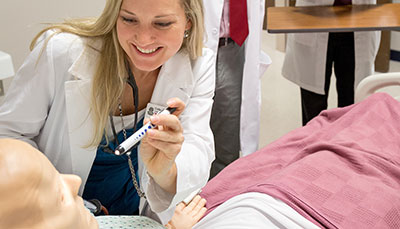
[140,98,185,193]
[165,195,207,229]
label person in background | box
[282,0,380,125]
[203,0,270,178]
[0,0,215,224]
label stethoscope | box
[84,199,108,215]
[102,63,139,155]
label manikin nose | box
[61,174,82,196]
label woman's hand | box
[165,195,207,229]
[140,98,185,194]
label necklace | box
[118,101,146,199]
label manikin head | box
[0,138,98,229]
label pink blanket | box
[201,93,400,228]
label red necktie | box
[229,0,249,46]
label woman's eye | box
[121,16,136,24]
[155,22,173,28]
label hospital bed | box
[200,75,400,228]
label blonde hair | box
[30,0,204,147]
[181,0,204,59]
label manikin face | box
[0,139,98,229]
[116,0,192,73]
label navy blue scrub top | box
[83,119,144,215]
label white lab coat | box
[282,0,381,95]
[203,0,271,156]
[0,31,215,224]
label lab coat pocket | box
[354,31,381,61]
[259,51,272,78]
[289,33,317,47]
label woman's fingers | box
[166,97,185,116]
[150,113,182,132]
[145,139,182,160]
[143,98,184,145]
[147,128,184,143]
[146,114,184,149]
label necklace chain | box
[118,102,128,139]
[118,102,146,199]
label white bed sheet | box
[194,192,320,229]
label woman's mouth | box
[136,46,159,54]
[137,46,157,54]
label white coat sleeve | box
[145,48,216,213]
[0,34,55,148]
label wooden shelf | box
[267,3,400,33]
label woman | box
[0,0,215,224]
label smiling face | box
[116,0,191,73]
[0,139,98,229]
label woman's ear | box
[185,19,192,31]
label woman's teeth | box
[137,46,157,54]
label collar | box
[158,50,194,89]
[68,37,102,81]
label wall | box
[0,0,105,97]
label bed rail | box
[355,72,400,103]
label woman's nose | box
[134,25,155,46]
[61,174,82,196]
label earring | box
[184,30,189,38]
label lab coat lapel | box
[65,43,100,194]
[150,51,193,106]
